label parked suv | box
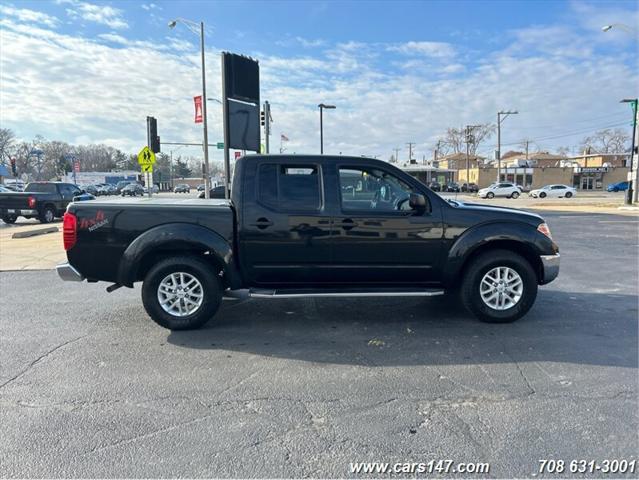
[478,183,522,199]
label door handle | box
[340,218,358,230]
[250,217,273,229]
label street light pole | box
[318,103,335,154]
[497,110,518,182]
[199,22,210,199]
[621,98,638,204]
[169,18,210,198]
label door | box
[328,165,443,285]
[58,184,81,212]
[240,161,333,285]
[550,185,566,197]
[496,183,514,196]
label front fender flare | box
[117,223,240,288]
[442,221,555,286]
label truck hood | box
[449,200,544,223]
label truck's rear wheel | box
[142,256,222,330]
[460,249,537,323]
[39,206,55,224]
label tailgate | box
[0,193,32,210]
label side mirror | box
[409,193,426,209]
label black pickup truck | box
[0,182,83,224]
[57,155,559,330]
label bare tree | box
[444,123,496,155]
[0,128,15,163]
[556,145,571,157]
[580,128,630,154]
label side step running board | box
[248,288,445,299]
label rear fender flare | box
[117,223,240,288]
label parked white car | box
[529,184,576,198]
[477,182,522,199]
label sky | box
[1,0,638,163]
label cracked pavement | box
[0,211,637,478]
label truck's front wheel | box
[142,256,222,330]
[460,249,538,323]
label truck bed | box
[67,198,235,283]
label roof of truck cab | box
[236,153,398,168]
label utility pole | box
[393,147,400,163]
[497,110,518,182]
[406,142,415,163]
[465,125,481,186]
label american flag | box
[281,134,289,142]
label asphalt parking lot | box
[0,211,637,478]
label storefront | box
[572,167,607,190]
[498,168,534,190]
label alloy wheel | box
[479,266,523,311]
[157,272,204,317]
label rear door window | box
[257,163,321,211]
[25,183,56,193]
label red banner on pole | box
[194,95,203,123]
[73,160,80,173]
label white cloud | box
[0,5,59,27]
[141,3,160,11]
[62,0,128,29]
[388,41,456,58]
[0,2,637,161]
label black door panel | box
[240,161,332,285]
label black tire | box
[486,192,494,199]
[2,215,17,224]
[460,249,538,323]
[39,206,55,224]
[539,192,546,198]
[565,192,572,198]
[142,256,222,330]
[511,191,520,199]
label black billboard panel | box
[228,99,260,152]
[223,53,259,104]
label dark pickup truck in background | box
[0,182,84,224]
[57,155,560,330]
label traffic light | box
[147,116,161,153]
[260,110,265,127]
[10,157,16,176]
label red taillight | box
[28,196,36,209]
[63,212,77,250]
[537,222,552,240]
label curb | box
[12,226,59,239]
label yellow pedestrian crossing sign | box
[141,163,153,173]
[137,146,156,166]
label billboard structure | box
[221,52,260,198]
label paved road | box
[0,212,637,478]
